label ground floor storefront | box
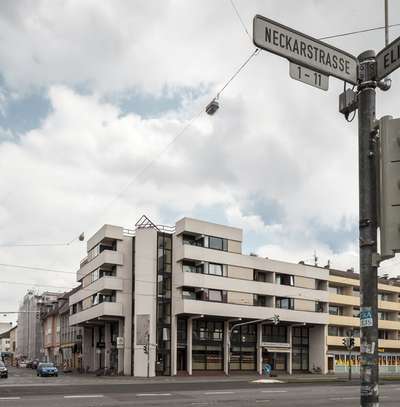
[173,317,326,376]
[328,349,400,374]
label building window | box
[328,326,339,336]
[208,289,223,302]
[353,307,360,317]
[208,236,228,251]
[182,234,204,247]
[329,305,343,315]
[275,297,294,310]
[262,325,287,343]
[254,294,269,307]
[230,324,257,371]
[328,285,343,295]
[378,311,388,320]
[379,330,389,340]
[353,288,360,297]
[315,302,325,313]
[275,274,294,286]
[208,263,223,276]
[254,270,272,282]
[292,327,309,371]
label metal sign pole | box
[357,50,379,407]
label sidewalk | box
[3,367,400,387]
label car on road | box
[0,361,8,379]
[37,362,58,377]
[31,360,39,369]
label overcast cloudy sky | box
[1,0,400,323]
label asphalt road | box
[1,368,400,406]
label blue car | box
[37,362,58,377]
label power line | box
[229,0,252,42]
[319,23,400,40]
[0,263,74,275]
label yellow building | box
[327,269,400,373]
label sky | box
[1,0,400,323]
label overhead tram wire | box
[229,0,252,42]
[0,263,74,275]
[319,23,400,41]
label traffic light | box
[342,338,348,347]
[273,314,280,325]
[349,337,355,349]
[379,115,400,259]
[143,344,148,354]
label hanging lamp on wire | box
[205,95,220,115]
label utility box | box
[379,115,400,259]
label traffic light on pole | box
[349,337,355,349]
[379,116,400,259]
[143,344,148,354]
[342,338,348,347]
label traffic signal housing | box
[379,115,400,259]
[143,344,148,354]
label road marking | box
[204,391,235,395]
[137,393,171,397]
[191,403,209,406]
[0,397,21,400]
[261,390,287,393]
[329,397,359,401]
[64,395,104,399]
[252,379,283,384]
[256,400,271,404]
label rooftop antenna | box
[313,250,318,266]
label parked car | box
[18,361,27,368]
[0,361,8,379]
[37,362,58,377]
[31,360,39,369]
[26,360,32,368]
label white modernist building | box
[70,216,330,376]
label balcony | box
[69,302,123,326]
[77,250,123,281]
[176,298,328,325]
[69,277,124,305]
[177,271,328,302]
[329,315,400,331]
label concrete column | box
[82,327,91,372]
[224,320,229,375]
[118,320,124,375]
[187,318,192,375]
[93,327,100,371]
[104,323,111,369]
[288,326,293,375]
[309,325,327,374]
[257,323,263,375]
[123,316,132,376]
[171,316,177,376]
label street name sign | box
[377,35,400,80]
[253,15,358,85]
[289,62,329,91]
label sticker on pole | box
[360,307,373,327]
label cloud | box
[2,0,400,323]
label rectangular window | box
[328,285,342,294]
[329,305,342,315]
[353,307,360,317]
[275,297,294,310]
[208,236,228,251]
[208,289,223,302]
[208,263,223,276]
[275,274,294,286]
[353,288,360,297]
[328,326,339,336]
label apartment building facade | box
[16,291,59,361]
[327,269,400,374]
[70,216,330,376]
